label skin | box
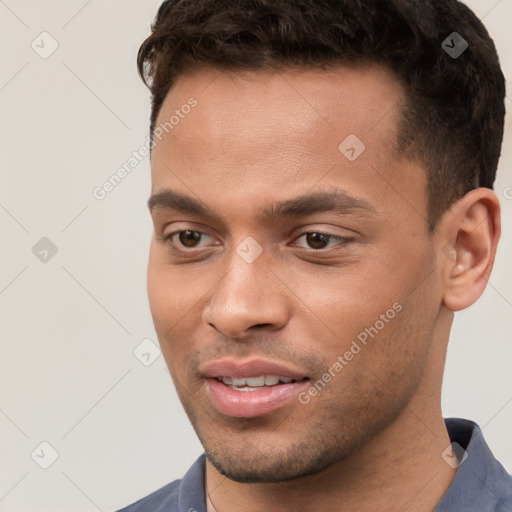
[146,65,500,512]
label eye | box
[161,229,351,253]
[164,230,217,250]
[291,231,351,251]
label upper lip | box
[201,358,309,380]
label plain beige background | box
[0,1,511,511]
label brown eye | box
[177,230,202,247]
[163,229,219,252]
[291,231,348,251]
[305,232,331,249]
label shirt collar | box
[434,417,511,511]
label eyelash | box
[161,229,351,253]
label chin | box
[202,436,354,484]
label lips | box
[202,358,309,380]
[202,358,310,418]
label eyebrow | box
[147,187,376,222]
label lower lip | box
[206,378,309,418]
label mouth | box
[202,359,311,418]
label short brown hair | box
[137,0,506,230]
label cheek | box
[314,301,434,425]
[147,248,196,327]
[146,250,211,369]
[350,276,438,394]
[296,253,438,376]
[147,250,184,361]
[147,256,171,332]
[284,264,402,352]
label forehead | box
[154,64,404,152]
[149,65,425,226]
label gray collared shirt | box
[115,418,512,511]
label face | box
[147,65,444,483]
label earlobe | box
[440,189,501,312]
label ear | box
[438,188,501,312]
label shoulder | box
[437,418,512,512]
[114,454,207,512]
[114,478,181,512]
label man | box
[117,0,511,510]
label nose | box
[202,250,290,339]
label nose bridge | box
[203,241,288,337]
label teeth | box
[264,375,280,385]
[246,376,265,387]
[218,375,299,388]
